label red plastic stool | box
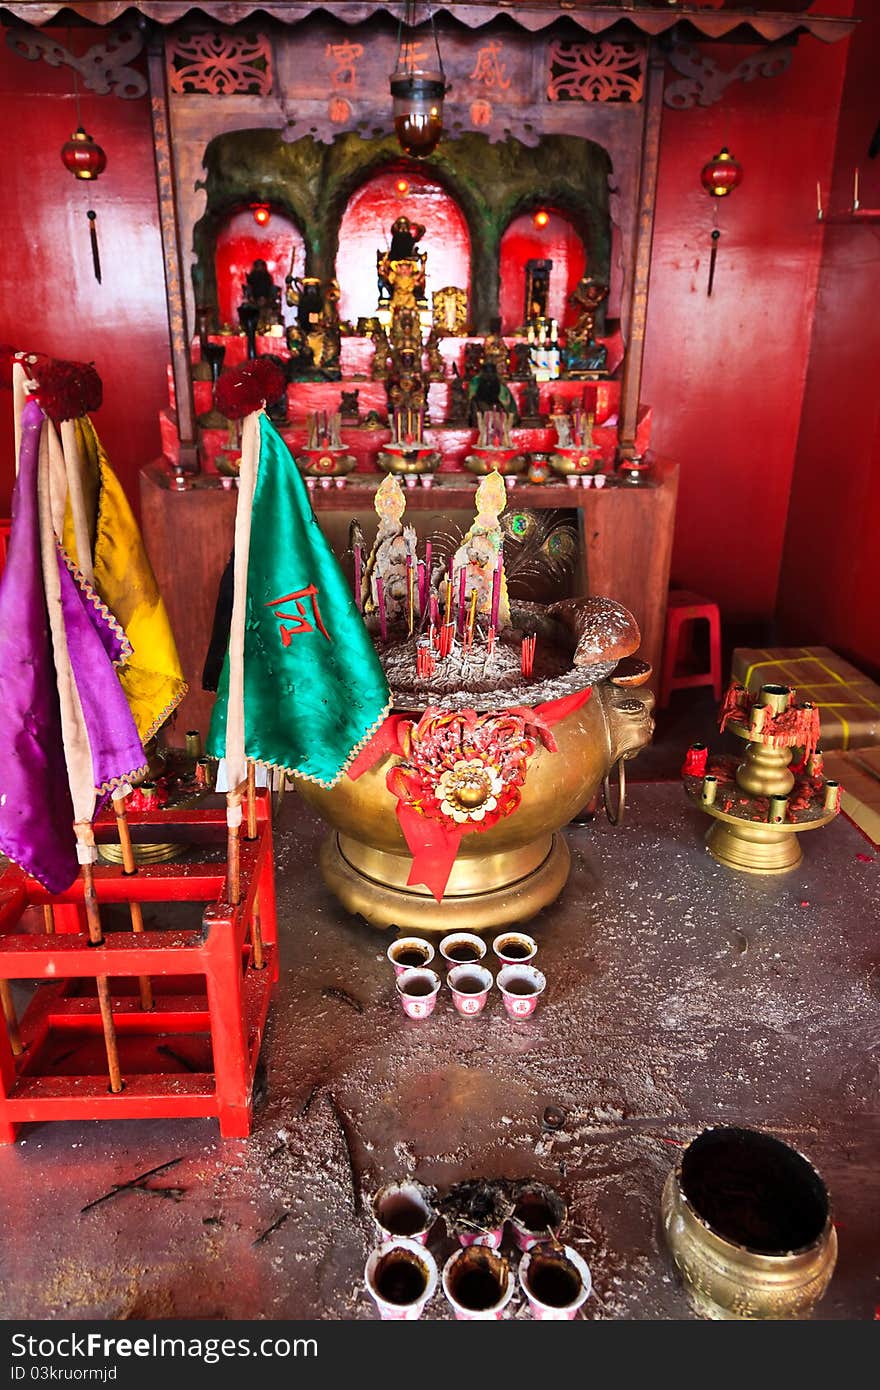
[658,590,722,709]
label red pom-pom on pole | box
[214,358,287,421]
[29,357,104,424]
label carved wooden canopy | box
[0,3,857,45]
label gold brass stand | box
[321,830,571,934]
[684,683,838,875]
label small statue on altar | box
[520,377,542,425]
[447,364,469,425]
[390,215,426,261]
[340,389,359,423]
[463,341,484,380]
[568,275,609,343]
[424,327,446,381]
[563,274,609,376]
[467,360,519,426]
[387,348,427,416]
[286,274,325,335]
[481,317,509,379]
[378,251,427,315]
[364,474,413,623]
[451,470,511,627]
[242,258,282,332]
[319,280,342,377]
[509,341,534,382]
[389,303,423,357]
[370,322,390,380]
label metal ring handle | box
[602,755,627,827]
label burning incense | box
[417,559,426,615]
[457,567,467,638]
[467,586,478,645]
[490,554,502,631]
[521,634,537,678]
[407,555,415,635]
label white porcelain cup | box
[518,1244,592,1320]
[365,1239,438,1320]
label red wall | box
[775,0,880,676]
[336,168,470,326]
[642,19,853,622]
[0,30,168,516]
[498,210,586,334]
[214,208,304,328]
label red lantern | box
[700,147,743,199]
[60,126,107,181]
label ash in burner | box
[680,1127,829,1255]
[441,1179,514,1238]
[375,619,612,712]
[512,1181,566,1237]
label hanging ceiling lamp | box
[390,1,450,158]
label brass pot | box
[661,1126,837,1319]
[463,450,527,476]
[377,448,441,476]
[294,678,654,933]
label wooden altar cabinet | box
[140,456,678,744]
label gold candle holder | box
[684,682,838,875]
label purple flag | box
[0,399,146,893]
[0,403,77,891]
[56,554,145,796]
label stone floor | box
[0,761,877,1321]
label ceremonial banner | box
[0,400,145,893]
[207,412,390,787]
[61,417,186,741]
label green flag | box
[207,412,390,787]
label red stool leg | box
[708,605,722,700]
[658,609,685,709]
[204,908,253,1139]
[0,995,18,1143]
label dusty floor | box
[0,753,877,1322]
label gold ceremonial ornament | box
[684,683,838,874]
[294,679,654,933]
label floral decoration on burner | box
[387,706,555,834]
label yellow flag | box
[62,417,186,741]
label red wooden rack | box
[0,792,277,1142]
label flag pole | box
[223,409,260,914]
[37,414,125,1096]
[111,785,154,1011]
[246,759,265,969]
[0,982,23,1056]
[226,782,244,906]
[74,820,123,1093]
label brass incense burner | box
[295,676,654,933]
[684,682,839,875]
[661,1127,837,1320]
